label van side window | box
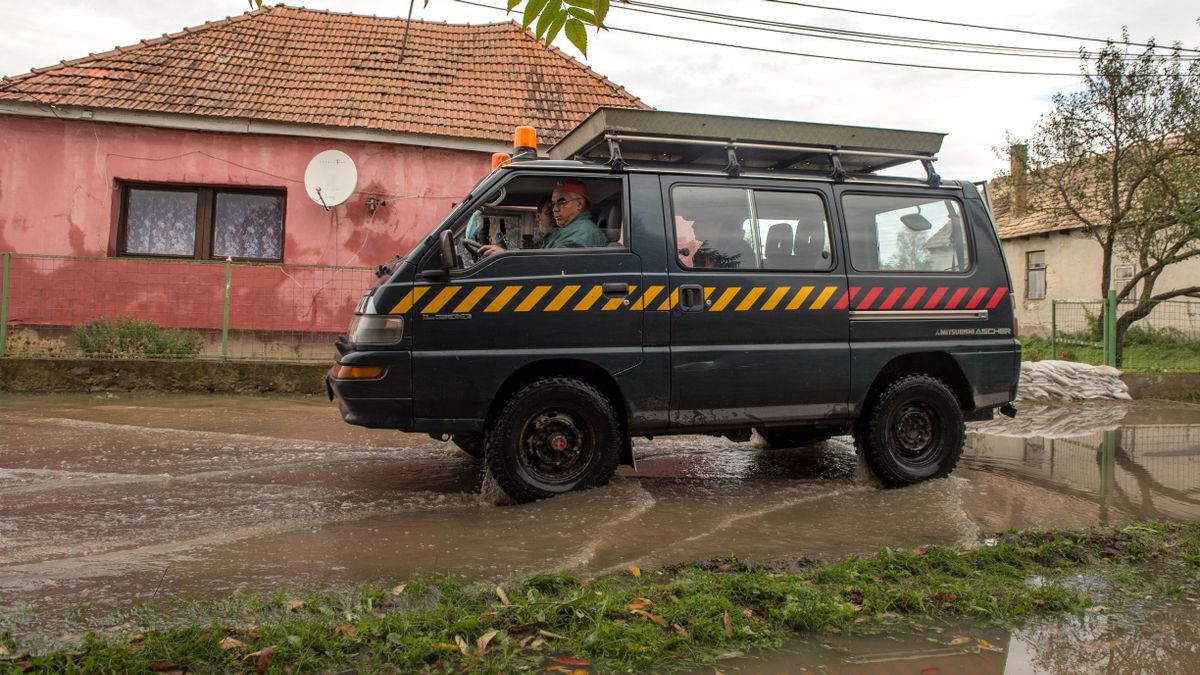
[672,186,832,271]
[842,194,970,273]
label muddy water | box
[2,394,1199,643]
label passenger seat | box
[762,222,795,268]
[593,198,623,246]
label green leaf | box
[545,11,569,47]
[566,7,597,25]
[535,0,562,39]
[522,0,550,29]
[507,0,521,10]
[565,18,588,56]
[563,0,593,7]
[594,0,610,26]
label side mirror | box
[420,230,458,281]
[901,213,933,232]
[439,230,460,270]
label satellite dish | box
[304,150,357,208]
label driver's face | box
[550,189,584,226]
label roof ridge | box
[269,3,518,27]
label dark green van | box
[328,109,1019,503]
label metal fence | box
[1049,293,1200,371]
[0,253,375,362]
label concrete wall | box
[1001,231,1200,337]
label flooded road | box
[2,394,1199,651]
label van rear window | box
[842,194,970,273]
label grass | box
[3,522,1198,673]
[1020,334,1200,372]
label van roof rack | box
[549,108,946,184]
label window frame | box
[667,182,837,274]
[116,181,288,263]
[839,191,974,275]
[1026,250,1047,300]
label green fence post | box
[221,257,232,360]
[0,253,10,358]
[1050,300,1058,360]
[1104,290,1118,367]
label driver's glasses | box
[551,196,580,210]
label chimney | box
[1009,144,1028,217]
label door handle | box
[602,282,630,296]
[679,284,706,312]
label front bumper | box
[326,350,413,430]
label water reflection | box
[966,403,1200,523]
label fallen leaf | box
[148,660,178,671]
[976,638,1005,653]
[569,670,588,675]
[947,636,972,646]
[629,566,641,578]
[390,584,407,596]
[853,617,867,624]
[496,586,510,606]
[672,623,690,638]
[668,594,680,604]
[286,600,305,612]
[546,667,570,673]
[1033,599,1046,606]
[218,637,246,651]
[627,597,652,611]
[716,651,744,660]
[554,657,592,666]
[334,624,358,638]
[249,646,274,675]
[454,635,469,656]
[537,629,567,640]
[127,634,146,643]
[248,627,262,638]
[519,635,536,648]
[433,642,458,652]
[912,547,929,555]
[631,609,667,626]
[723,609,733,637]
[530,637,545,650]
[742,609,754,619]
[881,613,899,620]
[477,629,499,654]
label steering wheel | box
[462,238,484,256]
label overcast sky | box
[4,1,1198,181]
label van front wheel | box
[484,377,621,503]
[856,374,964,487]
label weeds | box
[4,522,1197,673]
[72,317,202,359]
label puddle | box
[701,600,1200,674]
[1,394,1198,644]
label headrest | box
[765,222,793,254]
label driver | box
[478,180,607,255]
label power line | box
[761,0,1200,56]
[455,0,1085,75]
[620,1,1125,61]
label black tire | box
[855,373,964,487]
[450,433,485,458]
[484,377,621,503]
[756,426,832,449]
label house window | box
[118,183,286,261]
[1115,264,1136,300]
[1026,250,1046,300]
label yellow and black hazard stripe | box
[388,285,1009,315]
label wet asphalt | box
[2,393,1199,667]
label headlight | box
[346,315,404,349]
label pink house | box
[0,5,645,350]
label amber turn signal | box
[491,152,512,170]
[513,126,537,151]
[333,365,384,379]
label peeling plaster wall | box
[0,115,490,263]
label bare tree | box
[1017,35,1200,366]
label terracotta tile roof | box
[0,4,648,145]
[986,175,1083,240]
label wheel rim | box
[891,402,938,461]
[518,409,591,486]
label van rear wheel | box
[855,373,964,487]
[484,377,621,503]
